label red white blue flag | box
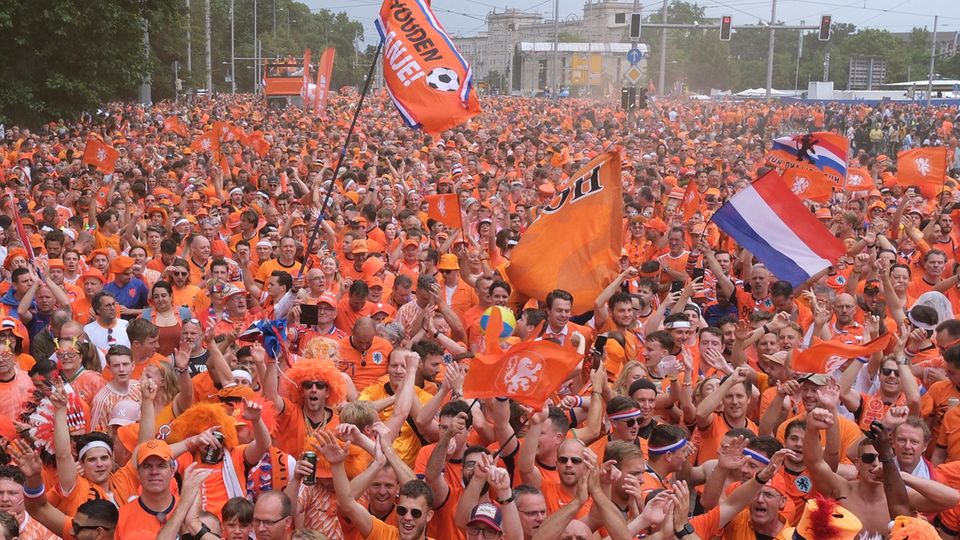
[712,170,845,287]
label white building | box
[455,0,649,96]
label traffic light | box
[819,15,831,41]
[720,15,732,41]
[621,87,636,110]
[630,13,642,39]
[638,88,649,109]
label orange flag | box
[81,138,119,173]
[791,334,891,374]
[425,194,462,229]
[248,131,270,158]
[897,147,947,197]
[163,116,188,136]
[782,167,834,203]
[190,130,221,154]
[680,181,701,220]
[462,340,583,409]
[845,168,875,192]
[314,48,335,117]
[505,152,622,313]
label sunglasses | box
[859,453,879,464]
[301,380,328,390]
[616,417,640,427]
[558,456,583,465]
[173,271,188,276]
[880,368,900,377]
[396,505,423,519]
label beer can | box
[202,431,225,464]
[303,451,317,485]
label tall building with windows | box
[455,0,648,96]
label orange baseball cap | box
[136,439,173,465]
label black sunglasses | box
[396,505,423,519]
[616,417,639,427]
[880,368,899,377]
[558,456,583,465]
[301,380,328,391]
[860,453,879,464]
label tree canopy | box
[0,0,367,125]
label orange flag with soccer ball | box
[81,137,119,173]
[897,147,947,197]
[425,194,462,229]
[505,152,622,313]
[374,0,481,133]
[782,167,833,203]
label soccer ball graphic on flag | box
[426,67,460,92]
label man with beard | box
[323,427,437,540]
[410,340,444,393]
[804,405,959,536]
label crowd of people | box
[0,91,956,540]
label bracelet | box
[856,357,868,364]
[753,472,769,485]
[23,484,44,499]
[879,456,895,464]
[175,366,189,375]
[495,493,515,505]
[761,324,769,334]
[574,396,584,408]
[433,330,441,339]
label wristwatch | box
[675,523,695,538]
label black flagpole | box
[298,41,384,278]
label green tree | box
[0,0,181,125]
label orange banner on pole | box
[897,147,947,197]
[505,152,622,313]
[680,180,701,220]
[163,116,188,136]
[315,48,335,117]
[425,194,462,229]
[791,334,891,374]
[782,167,834,203]
[462,340,583,409]
[81,138,119,173]
[375,0,481,133]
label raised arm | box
[317,430,374,537]
[802,408,848,497]
[49,386,79,494]
[594,269,635,328]
[517,406,548,489]
[241,401,273,465]
[426,411,467,506]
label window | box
[614,13,626,24]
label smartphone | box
[591,335,609,360]
[300,304,319,326]
[671,281,684,293]
[692,268,705,281]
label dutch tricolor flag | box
[713,171,846,287]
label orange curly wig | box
[284,358,347,406]
[167,402,240,450]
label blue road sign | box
[627,48,643,65]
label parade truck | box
[263,59,305,109]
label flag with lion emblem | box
[374,0,481,133]
[81,137,119,173]
[766,132,849,184]
[425,194,462,229]
[781,167,833,203]
[897,147,947,197]
[463,339,582,408]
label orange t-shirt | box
[55,462,139,516]
[337,335,393,391]
[94,230,121,252]
[116,496,178,538]
[776,413,862,464]
[370,516,437,540]
[695,414,758,465]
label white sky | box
[302,0,958,45]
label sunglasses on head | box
[301,380,328,390]
[396,505,423,519]
[880,367,899,377]
[859,453,879,464]
[558,456,583,465]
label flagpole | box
[298,41,384,278]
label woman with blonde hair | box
[144,358,194,439]
[612,360,647,396]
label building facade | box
[455,0,649,96]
